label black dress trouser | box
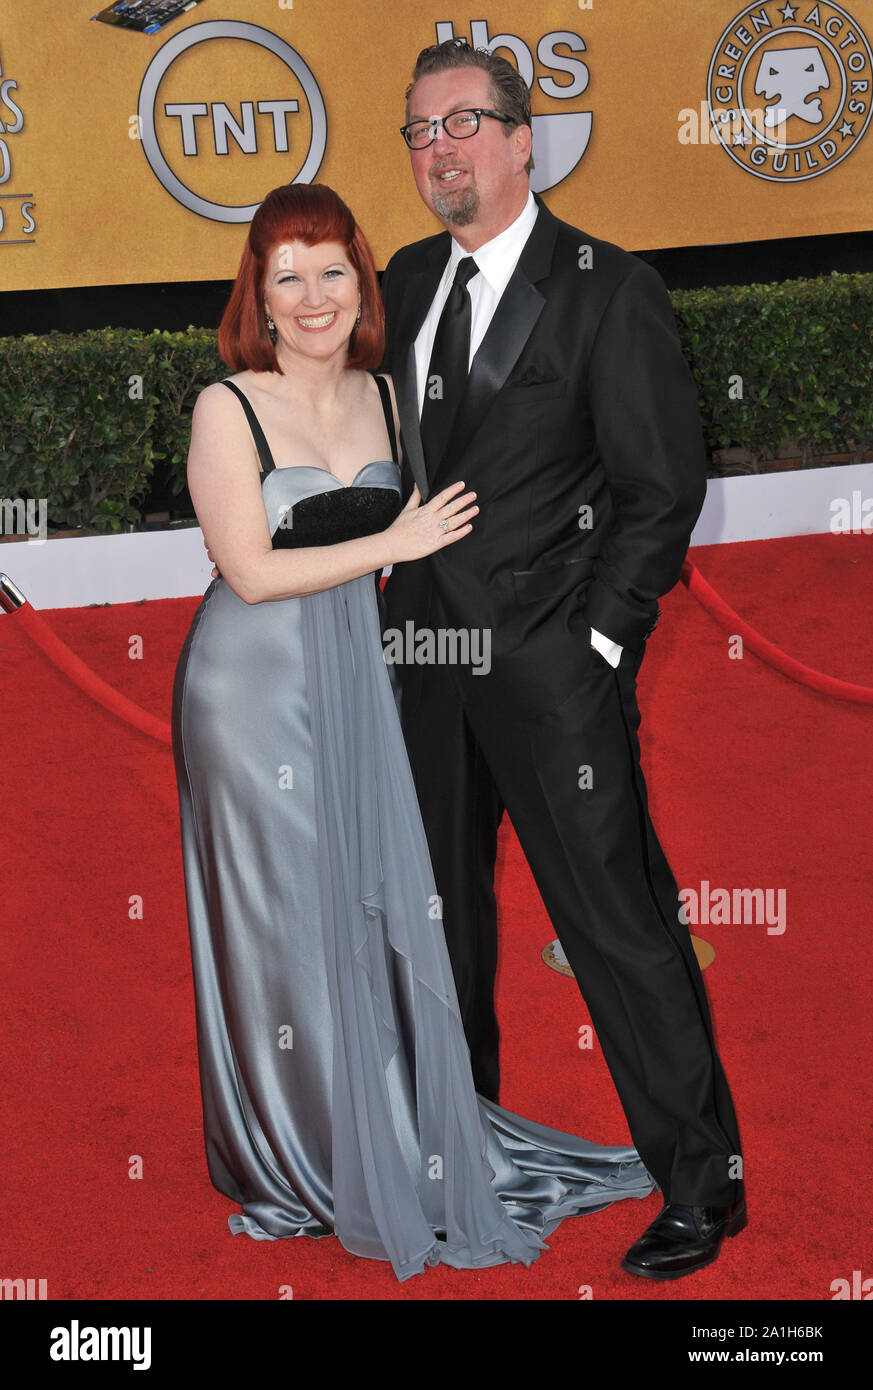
[398,633,744,1208]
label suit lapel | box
[435,270,543,485]
[433,198,558,485]
[390,196,560,496]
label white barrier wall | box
[689,462,873,547]
[2,463,871,611]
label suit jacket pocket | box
[500,379,567,403]
[512,555,595,604]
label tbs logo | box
[435,19,592,192]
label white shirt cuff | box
[590,626,623,668]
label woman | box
[171,182,655,1282]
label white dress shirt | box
[413,191,623,668]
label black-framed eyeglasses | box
[400,108,515,149]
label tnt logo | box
[706,1,872,182]
[434,18,592,192]
[137,20,326,222]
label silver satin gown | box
[171,375,656,1281]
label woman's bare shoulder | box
[188,377,258,479]
[194,378,230,410]
[371,370,395,398]
[371,371,400,420]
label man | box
[379,39,746,1281]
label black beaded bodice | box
[221,375,402,549]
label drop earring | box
[266,312,278,344]
[354,300,362,328]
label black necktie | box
[419,256,478,475]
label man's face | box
[405,67,530,233]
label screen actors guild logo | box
[0,44,35,242]
[706,1,872,181]
[137,20,326,222]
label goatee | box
[432,184,479,226]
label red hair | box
[218,183,384,373]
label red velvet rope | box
[681,559,873,705]
[11,602,173,745]
[5,561,872,749]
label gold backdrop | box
[1,0,870,290]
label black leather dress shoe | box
[621,1198,747,1280]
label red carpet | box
[1,532,871,1300]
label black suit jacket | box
[380,192,707,720]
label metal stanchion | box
[543,933,715,975]
[0,573,27,612]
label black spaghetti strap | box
[220,380,276,477]
[371,372,399,465]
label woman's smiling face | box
[264,240,360,362]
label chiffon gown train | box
[171,373,656,1282]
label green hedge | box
[674,270,873,471]
[0,327,223,534]
[0,270,871,535]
